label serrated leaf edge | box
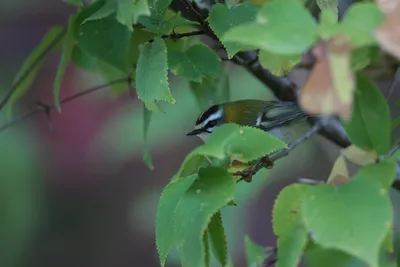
[173,170,234,267]
[137,37,176,104]
[155,175,197,266]
[271,184,308,237]
[207,3,239,59]
[208,211,228,267]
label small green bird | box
[186,99,309,144]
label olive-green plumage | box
[187,99,309,143]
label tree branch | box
[0,28,66,114]
[0,78,129,134]
[159,30,205,41]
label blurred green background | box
[4,1,400,267]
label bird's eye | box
[207,120,217,128]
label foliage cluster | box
[5,0,400,266]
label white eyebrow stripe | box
[201,109,223,127]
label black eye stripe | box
[196,105,219,124]
[205,120,217,128]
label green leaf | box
[142,104,154,170]
[168,44,221,82]
[342,73,391,154]
[96,60,130,96]
[136,37,175,105]
[340,3,384,48]
[272,183,309,237]
[353,159,396,189]
[383,227,394,253]
[305,245,366,267]
[83,0,116,23]
[244,236,268,267]
[276,227,308,267]
[74,1,131,72]
[177,123,286,180]
[190,65,230,110]
[141,9,195,34]
[128,27,157,66]
[7,26,64,116]
[351,46,379,71]
[116,0,151,30]
[391,116,400,130]
[70,38,130,97]
[301,177,393,267]
[54,15,76,112]
[155,174,197,266]
[192,123,287,162]
[71,45,98,70]
[175,167,235,267]
[222,0,317,54]
[318,9,339,39]
[258,50,301,76]
[208,3,258,58]
[176,154,210,179]
[137,0,172,32]
[85,0,151,30]
[351,160,396,254]
[207,211,228,267]
[63,0,82,5]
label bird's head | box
[186,104,225,141]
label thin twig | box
[0,28,66,114]
[181,0,206,24]
[386,143,400,158]
[376,142,400,165]
[159,30,205,41]
[0,78,129,134]
[386,67,400,100]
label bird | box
[186,99,310,144]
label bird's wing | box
[259,101,308,131]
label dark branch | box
[160,30,205,40]
[0,28,66,114]
[181,0,206,24]
[0,78,129,134]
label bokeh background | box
[1,1,400,267]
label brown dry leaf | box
[341,145,378,166]
[299,34,355,120]
[377,0,397,14]
[375,1,400,59]
[327,154,350,184]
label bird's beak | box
[186,129,203,136]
